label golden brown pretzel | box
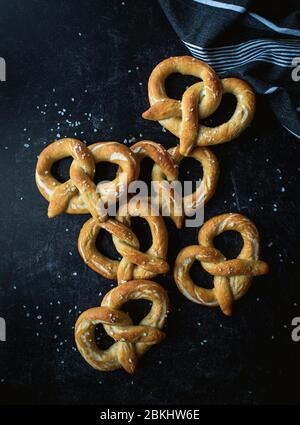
[174,213,269,316]
[78,217,138,280]
[142,56,255,156]
[91,141,139,207]
[35,138,139,220]
[75,280,169,373]
[78,199,169,282]
[113,199,169,283]
[143,56,222,122]
[130,140,178,182]
[129,139,182,227]
[152,145,219,229]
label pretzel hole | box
[95,231,120,260]
[201,94,237,127]
[138,156,155,188]
[130,217,152,252]
[178,157,203,195]
[51,157,73,182]
[122,300,152,325]
[214,230,243,260]
[94,161,118,185]
[165,74,200,100]
[190,261,213,289]
[94,324,115,349]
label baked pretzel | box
[142,56,255,156]
[174,213,269,316]
[114,199,169,283]
[35,138,139,220]
[152,145,219,229]
[78,217,138,280]
[130,140,178,182]
[78,199,169,282]
[75,280,169,373]
[130,139,184,226]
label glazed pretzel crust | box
[78,217,138,280]
[143,56,222,121]
[130,140,178,182]
[142,56,255,156]
[75,280,169,373]
[152,145,219,229]
[36,138,139,219]
[78,141,175,281]
[113,199,169,283]
[174,213,269,315]
[78,199,169,283]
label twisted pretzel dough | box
[130,140,178,182]
[174,213,269,316]
[114,199,169,283]
[130,139,185,227]
[35,55,268,375]
[78,217,138,280]
[78,199,169,282]
[35,138,139,220]
[75,280,169,373]
[142,56,255,156]
[152,145,219,229]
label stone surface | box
[0,0,299,405]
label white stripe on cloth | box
[187,49,297,70]
[193,0,300,37]
[184,39,300,58]
[264,87,279,95]
[186,44,300,65]
[283,125,300,139]
[183,40,300,71]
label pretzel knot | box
[142,56,255,156]
[78,199,169,283]
[130,140,178,182]
[174,213,269,316]
[35,138,139,221]
[78,141,174,282]
[152,145,219,229]
[75,280,169,373]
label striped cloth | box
[159,0,300,139]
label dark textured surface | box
[0,0,299,405]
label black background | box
[0,0,299,405]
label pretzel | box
[152,145,219,229]
[78,217,139,280]
[35,138,139,220]
[129,139,183,226]
[78,199,169,282]
[142,56,255,156]
[113,199,169,283]
[130,140,178,182]
[174,213,269,315]
[75,280,169,373]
